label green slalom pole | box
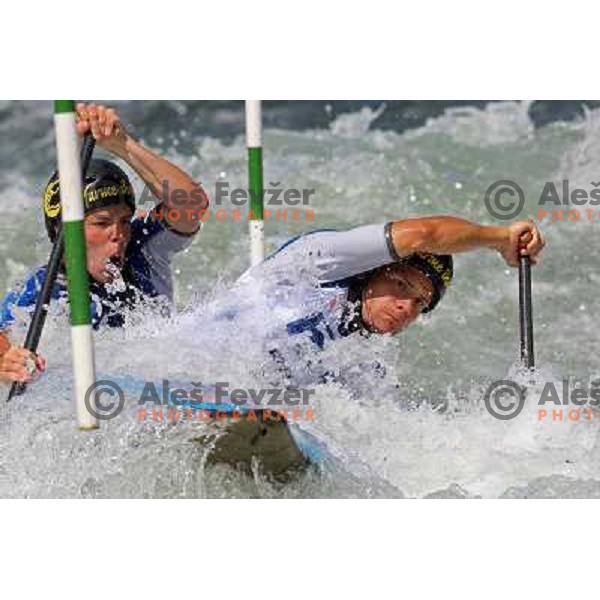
[54,101,97,430]
[245,100,264,265]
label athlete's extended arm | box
[388,216,545,267]
[75,103,209,235]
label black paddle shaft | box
[7,133,96,401]
[518,254,535,369]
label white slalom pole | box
[245,100,264,266]
[54,101,98,430]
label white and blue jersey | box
[216,223,395,384]
[0,213,194,332]
[257,222,393,340]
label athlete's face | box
[362,265,434,334]
[84,204,133,284]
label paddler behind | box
[0,103,209,384]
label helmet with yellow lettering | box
[42,159,136,242]
[401,253,453,313]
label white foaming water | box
[329,104,386,139]
[406,101,535,147]
[1,102,599,497]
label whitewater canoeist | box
[0,103,208,383]
[227,216,545,385]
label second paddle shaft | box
[519,254,535,369]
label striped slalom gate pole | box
[54,101,98,430]
[245,101,264,266]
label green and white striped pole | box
[54,101,98,430]
[245,100,264,266]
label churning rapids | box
[0,101,599,498]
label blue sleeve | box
[0,268,46,332]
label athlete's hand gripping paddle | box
[7,133,96,402]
